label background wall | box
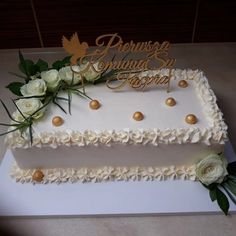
[0,0,236,49]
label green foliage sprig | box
[198,153,236,215]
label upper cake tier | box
[5,69,228,148]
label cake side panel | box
[11,143,224,169]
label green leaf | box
[18,52,39,80]
[70,88,92,100]
[29,64,38,76]
[56,96,69,102]
[0,126,22,136]
[6,82,24,96]
[62,56,71,65]
[53,100,67,114]
[67,90,72,115]
[18,50,30,81]
[221,183,236,205]
[52,60,64,70]
[0,123,20,127]
[29,125,33,145]
[228,176,236,183]
[227,161,236,175]
[36,59,48,72]
[216,187,230,215]
[94,69,118,85]
[52,56,71,70]
[202,182,218,190]
[209,188,217,202]
[19,59,37,75]
[222,184,236,205]
[14,95,45,100]
[18,51,39,77]
[225,179,236,195]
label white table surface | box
[1,143,235,218]
[1,43,236,236]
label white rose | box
[12,111,25,122]
[196,154,228,186]
[59,66,82,85]
[41,69,61,91]
[20,79,47,97]
[16,98,45,120]
[83,62,101,82]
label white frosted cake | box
[5,69,228,183]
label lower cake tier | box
[10,143,224,183]
[12,143,223,169]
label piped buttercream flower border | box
[5,128,227,149]
[10,161,196,184]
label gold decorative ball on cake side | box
[178,80,188,88]
[52,116,64,127]
[185,114,197,124]
[32,170,44,182]
[133,111,144,121]
[89,100,100,110]
[165,97,176,106]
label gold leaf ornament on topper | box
[62,33,176,92]
[62,33,89,65]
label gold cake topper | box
[62,33,175,92]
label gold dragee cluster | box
[50,80,197,125]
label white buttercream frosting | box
[4,127,227,148]
[10,161,197,184]
[5,69,228,148]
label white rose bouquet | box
[1,50,116,145]
[196,153,236,215]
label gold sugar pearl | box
[89,100,100,110]
[178,80,188,88]
[165,97,176,107]
[133,111,144,121]
[52,116,64,127]
[185,114,198,124]
[32,170,44,182]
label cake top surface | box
[5,69,228,148]
[35,71,210,131]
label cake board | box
[0,142,235,217]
